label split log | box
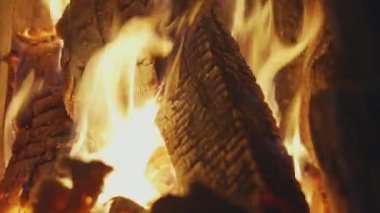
[156,2,308,212]
[272,0,380,211]
[57,0,152,118]
[308,0,380,212]
[0,36,73,211]
[270,0,333,212]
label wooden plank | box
[0,0,14,177]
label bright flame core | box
[71,17,174,208]
[43,0,70,26]
[233,0,323,122]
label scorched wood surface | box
[156,3,309,212]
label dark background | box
[319,0,380,212]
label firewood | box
[155,2,308,212]
[56,0,152,118]
[58,0,307,211]
[0,36,73,211]
[151,183,245,213]
[33,158,112,213]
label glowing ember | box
[232,0,324,211]
[70,17,174,209]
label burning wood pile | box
[0,0,379,212]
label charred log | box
[151,183,245,213]
[272,0,380,211]
[57,0,152,118]
[308,0,380,212]
[0,36,73,211]
[156,3,308,212]
[33,158,112,213]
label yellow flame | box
[43,0,70,26]
[3,72,35,168]
[283,94,308,181]
[7,206,32,213]
[71,17,174,208]
[232,0,323,122]
[232,0,324,210]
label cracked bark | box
[156,3,308,212]
[0,37,72,211]
[57,0,151,118]
[57,0,309,211]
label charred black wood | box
[308,0,380,212]
[151,183,245,213]
[33,158,112,213]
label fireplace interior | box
[0,0,379,212]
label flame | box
[43,0,70,26]
[283,94,308,181]
[232,0,324,211]
[232,0,323,122]
[70,17,174,209]
[3,72,35,169]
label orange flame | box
[70,17,174,209]
[232,0,324,211]
[43,0,70,26]
[3,72,35,170]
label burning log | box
[33,158,112,213]
[307,0,380,211]
[57,0,152,118]
[56,0,309,211]
[151,183,245,213]
[156,2,308,212]
[0,34,73,211]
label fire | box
[43,0,70,26]
[3,72,35,170]
[283,94,308,182]
[232,0,324,211]
[70,17,174,209]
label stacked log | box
[0,35,73,211]
[308,0,380,212]
[57,0,151,118]
[56,0,310,212]
[156,2,308,212]
[5,0,378,212]
[272,0,380,211]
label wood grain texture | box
[0,38,73,211]
[57,0,151,118]
[156,3,308,212]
